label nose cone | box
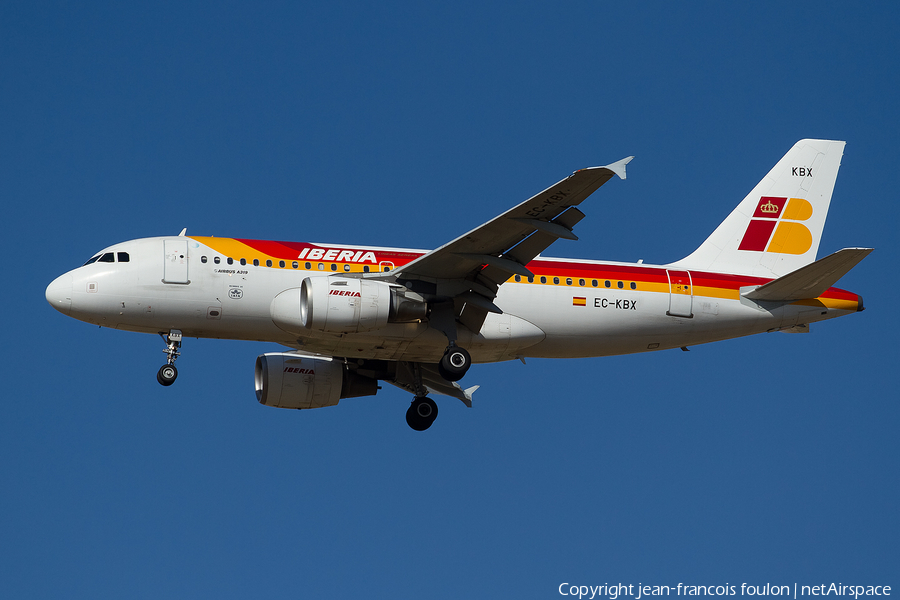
[46,273,73,315]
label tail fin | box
[673,139,845,278]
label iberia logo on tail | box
[738,196,813,254]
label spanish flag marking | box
[573,297,586,306]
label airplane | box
[45,139,871,431]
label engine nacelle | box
[270,277,427,334]
[301,276,390,333]
[255,353,378,409]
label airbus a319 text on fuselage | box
[46,140,871,430]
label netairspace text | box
[558,584,892,600]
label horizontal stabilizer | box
[742,248,873,301]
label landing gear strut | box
[438,343,471,382]
[157,329,182,386]
[428,301,472,382]
[406,396,438,431]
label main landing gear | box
[402,343,471,431]
[428,301,472,382]
[157,329,182,386]
[406,396,438,431]
[403,344,472,430]
[438,343,471,382]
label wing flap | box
[511,218,579,240]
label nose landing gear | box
[157,329,182,386]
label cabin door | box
[666,270,693,318]
[163,239,190,284]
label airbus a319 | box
[46,139,871,430]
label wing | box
[374,156,633,332]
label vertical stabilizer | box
[672,139,845,278]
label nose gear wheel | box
[157,329,182,386]
[157,364,178,386]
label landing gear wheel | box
[157,329,182,387]
[438,345,471,382]
[406,397,438,431]
[157,364,178,386]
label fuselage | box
[45,235,863,364]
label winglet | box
[605,156,634,180]
[463,385,480,404]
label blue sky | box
[2,1,898,598]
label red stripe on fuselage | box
[223,238,859,303]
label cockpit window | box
[117,252,130,262]
[83,254,101,266]
[98,253,115,263]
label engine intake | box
[270,277,427,334]
[255,353,378,409]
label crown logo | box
[760,199,780,214]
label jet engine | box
[270,277,427,334]
[255,353,378,409]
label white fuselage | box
[45,236,860,364]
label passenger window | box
[240,258,247,266]
[605,280,611,288]
[363,266,370,273]
[515,275,521,282]
[540,276,547,284]
[99,253,115,263]
[630,282,637,290]
[305,262,311,269]
[617,281,624,289]
[592,280,598,287]
[292,261,298,269]
[343,264,350,272]
[253,259,260,266]
[201,256,208,263]
[553,277,559,285]
[279,260,285,268]
[579,279,585,286]
[318,263,324,270]
[117,252,130,263]
[527,276,534,283]
[566,278,572,285]
[331,264,337,271]
[227,257,234,265]
[383,266,390,272]
[214,257,221,264]
[266,260,273,267]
